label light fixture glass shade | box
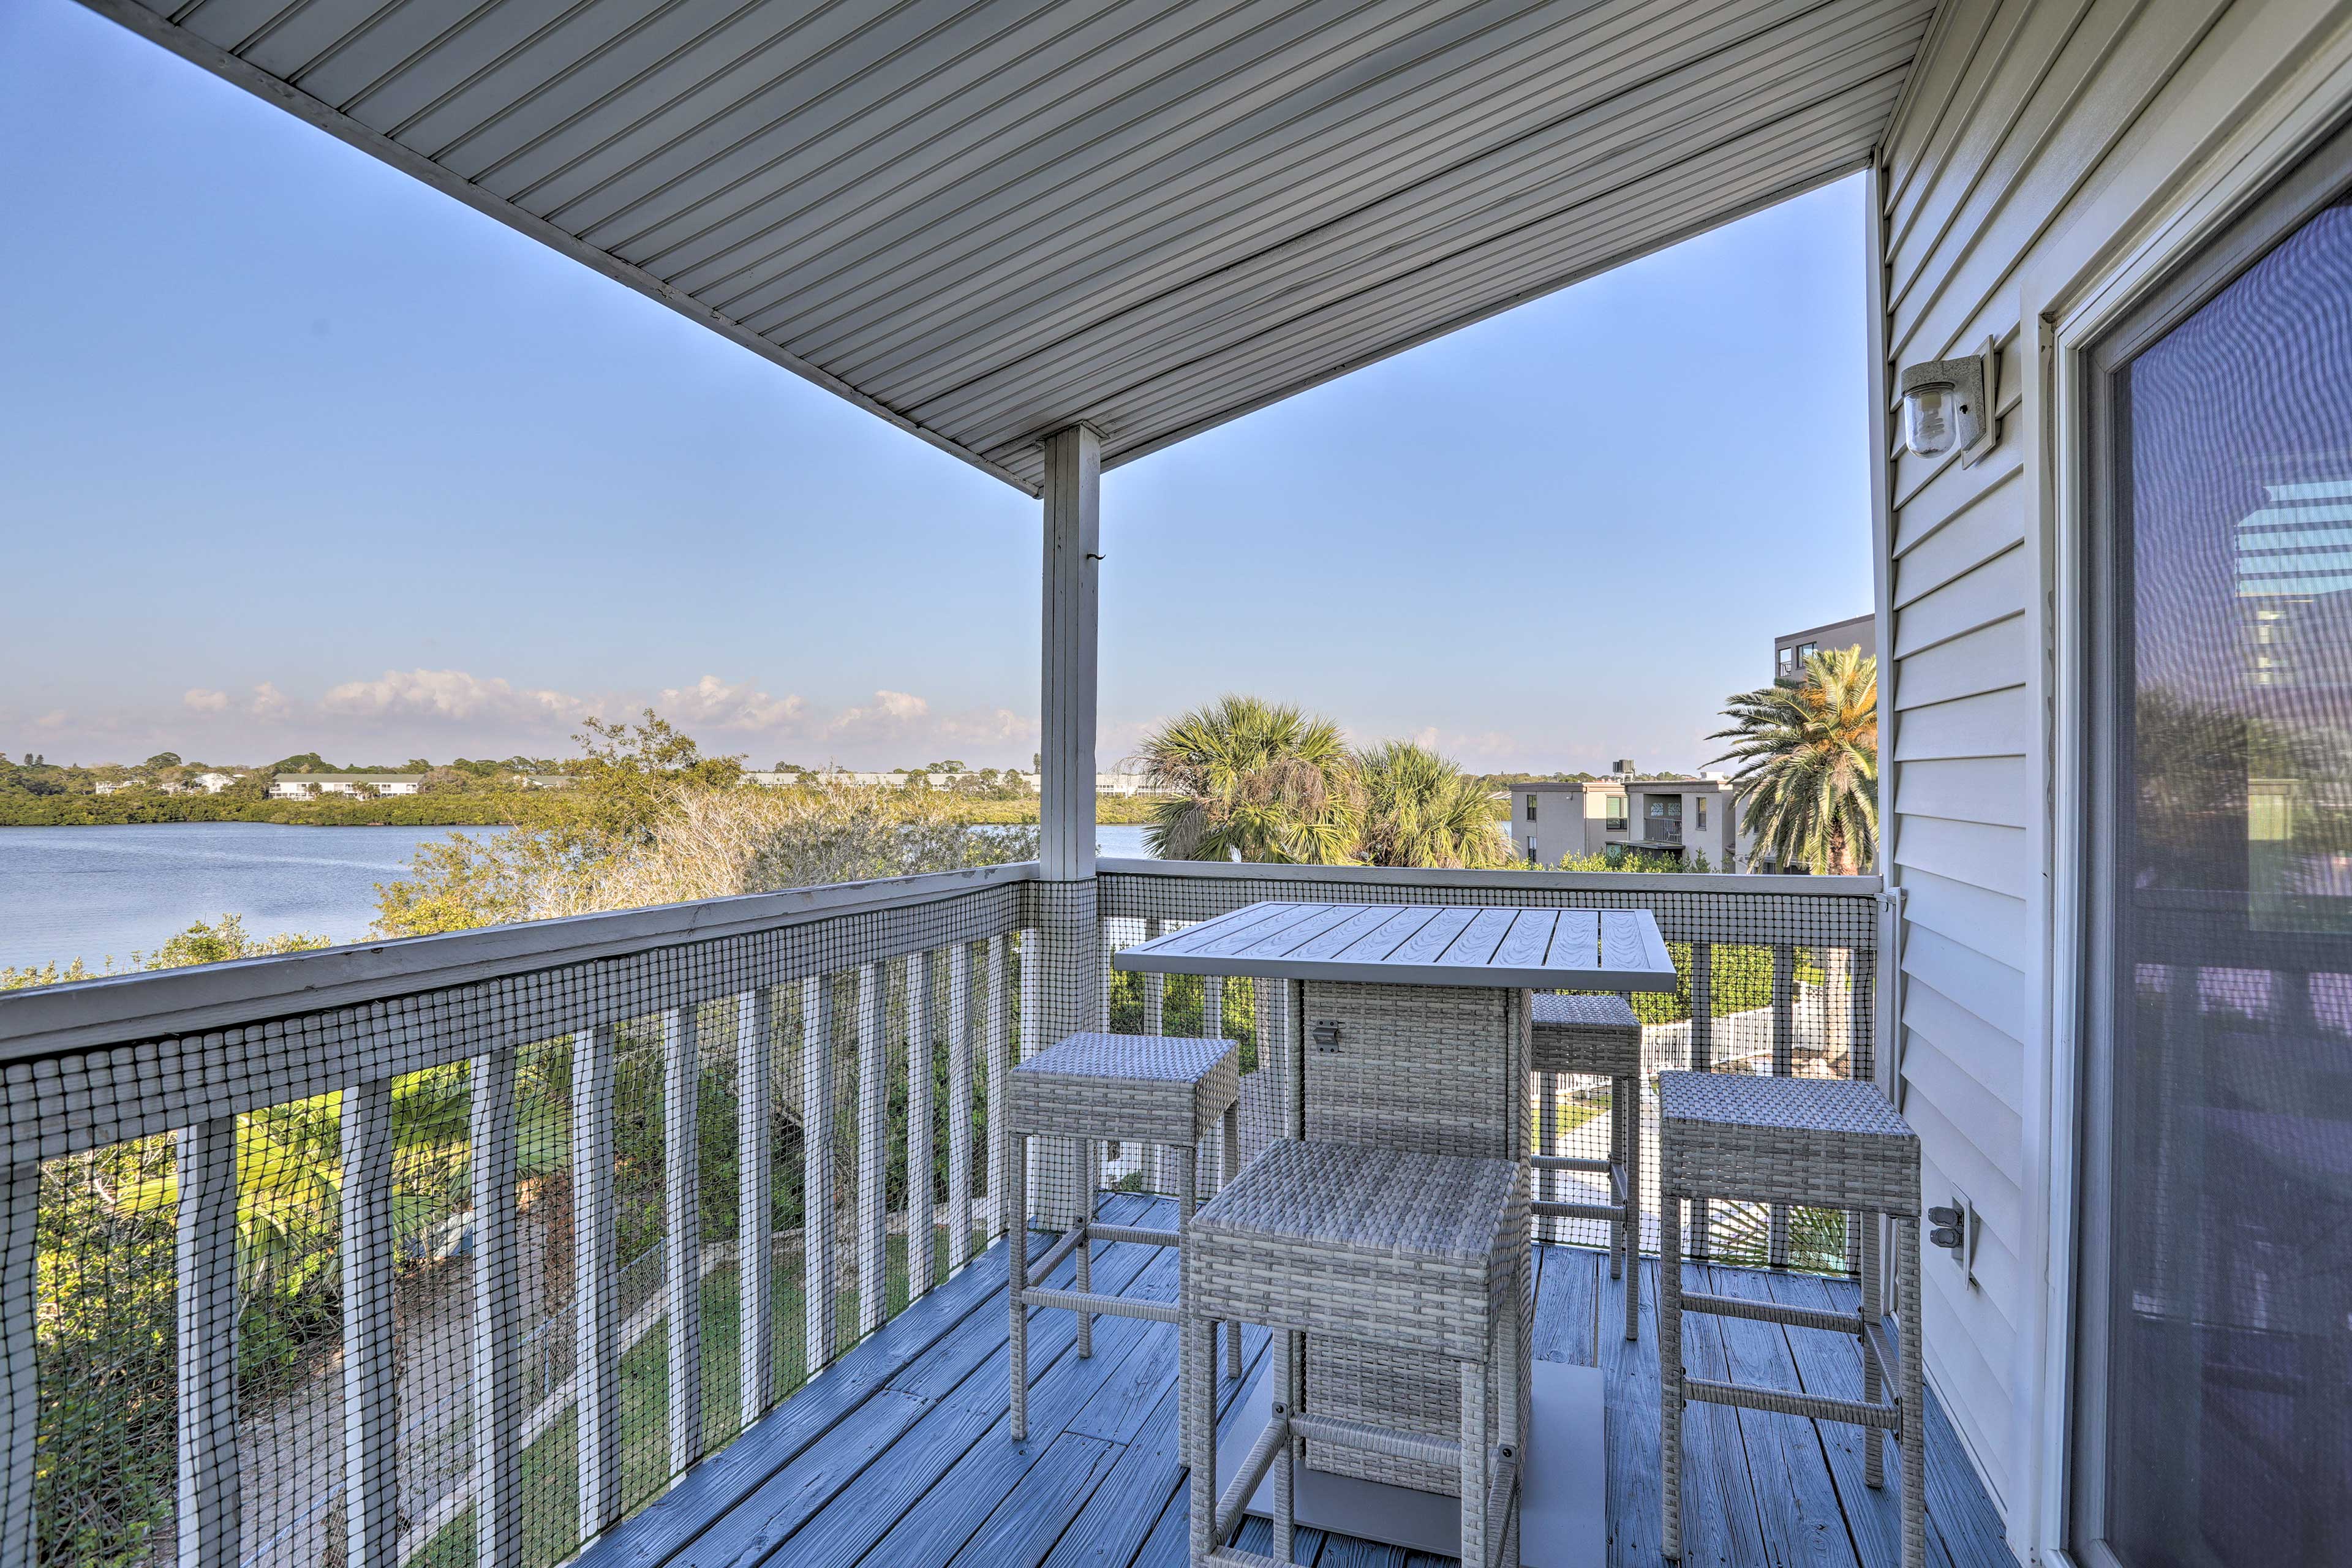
[1902,381,1956,456]
[1899,350,1991,461]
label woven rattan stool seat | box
[1657,1070,1919,1215]
[1529,992,1642,1077]
[1189,1140,1522,1359]
[1183,1139,1527,1567]
[1012,1031,1241,1147]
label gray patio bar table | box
[1115,900,1677,1562]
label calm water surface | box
[0,821,1158,973]
[0,823,473,972]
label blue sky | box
[0,0,1873,777]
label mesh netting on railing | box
[10,861,1879,1567]
[14,873,1025,1568]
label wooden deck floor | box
[576,1195,2011,1568]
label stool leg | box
[1608,1076,1625,1277]
[1176,1144,1197,1466]
[1899,1215,1924,1568]
[1222,1099,1242,1381]
[1623,1076,1641,1343]
[1186,1308,1218,1564]
[1861,1210,1885,1488]
[1460,1354,1490,1568]
[1075,1140,1095,1359]
[1660,1189,1684,1561]
[1009,1129,1030,1441]
[1272,1329,1296,1562]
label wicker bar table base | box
[1655,1071,1924,1568]
[1529,992,1643,1342]
[1008,1033,1244,1461]
[1183,1140,1528,1568]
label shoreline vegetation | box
[0,788,1165,828]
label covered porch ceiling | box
[83,0,1940,494]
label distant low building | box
[269,773,425,799]
[188,771,242,794]
[518,774,573,789]
[1506,761,1740,870]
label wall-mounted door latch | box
[1311,1020,1343,1053]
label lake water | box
[0,821,1159,973]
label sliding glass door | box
[2082,138,2352,1568]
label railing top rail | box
[1098,858,1883,897]
[0,859,1039,1066]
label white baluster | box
[663,1007,703,1473]
[906,952,934,1303]
[341,1079,398,1568]
[737,989,775,1423]
[176,1115,239,1568]
[574,1025,622,1540]
[470,1049,522,1566]
[0,1159,34,1568]
[802,976,837,1373]
[946,943,974,1272]
[985,935,1011,1242]
[857,964,887,1336]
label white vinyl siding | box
[1877,0,2352,1550]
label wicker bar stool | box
[1183,1139,1528,1568]
[1529,992,1643,1341]
[1007,1033,1244,1453]
[1655,1071,1923,1568]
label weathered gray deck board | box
[584,1203,2015,1568]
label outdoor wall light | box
[1898,339,1999,465]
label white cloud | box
[320,668,581,724]
[248,682,292,720]
[33,710,67,731]
[657,674,807,731]
[183,688,229,712]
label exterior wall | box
[1874,3,2352,1556]
[1506,780,1733,867]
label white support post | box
[573,1025,622,1541]
[470,1049,522,1567]
[0,1159,34,1568]
[905,952,935,1302]
[737,988,775,1424]
[802,976,837,1373]
[341,1079,399,1568]
[985,936,1011,1242]
[1039,421,1100,883]
[1033,423,1102,1231]
[662,1007,703,1474]
[856,964,888,1336]
[177,1116,239,1568]
[946,943,974,1272]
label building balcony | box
[0,856,2002,1568]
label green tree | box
[1137,695,1358,863]
[1711,647,1879,875]
[1353,740,1516,869]
[271,751,331,773]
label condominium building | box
[1504,761,1738,869]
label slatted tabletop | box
[1112,900,1677,992]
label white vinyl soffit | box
[82,0,1936,492]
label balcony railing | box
[1643,820,1684,845]
[0,857,1883,1568]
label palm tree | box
[1711,647,1879,874]
[1137,695,1359,862]
[1353,741,1517,869]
